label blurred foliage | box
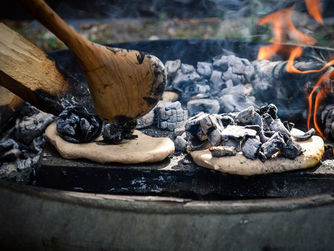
[1,9,333,52]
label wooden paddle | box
[16,0,166,123]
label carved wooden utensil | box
[17,0,166,123]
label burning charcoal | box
[165,59,181,79]
[56,106,103,143]
[281,140,303,159]
[136,109,155,129]
[258,132,285,161]
[292,128,315,141]
[102,119,137,144]
[197,62,213,78]
[209,146,236,157]
[174,135,187,153]
[242,137,261,160]
[187,99,220,117]
[14,108,55,145]
[236,106,255,125]
[155,101,188,131]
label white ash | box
[184,104,306,161]
[197,62,213,78]
[155,101,188,131]
[209,146,236,157]
[136,109,155,129]
[0,103,55,184]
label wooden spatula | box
[17,0,166,123]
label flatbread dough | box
[45,122,175,164]
[189,128,324,175]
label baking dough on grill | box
[45,122,175,164]
[189,128,324,175]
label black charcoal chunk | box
[0,139,21,161]
[283,121,295,131]
[187,99,220,117]
[281,140,303,159]
[269,118,291,138]
[165,59,181,79]
[185,113,222,150]
[15,108,55,145]
[208,128,222,146]
[172,64,201,91]
[220,115,236,127]
[197,62,213,78]
[210,70,223,89]
[236,106,255,125]
[242,137,261,160]
[102,119,137,144]
[258,104,278,119]
[56,106,103,143]
[155,101,188,131]
[209,146,236,157]
[174,135,187,153]
[292,128,315,141]
[258,132,285,161]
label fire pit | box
[1,37,334,250]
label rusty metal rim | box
[1,179,334,215]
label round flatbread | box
[189,128,324,175]
[45,122,175,164]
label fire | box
[305,0,324,24]
[257,0,333,138]
[257,4,316,60]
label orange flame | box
[286,46,334,136]
[257,0,332,138]
[257,4,316,60]
[305,0,324,24]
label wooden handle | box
[17,0,91,62]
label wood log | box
[0,22,70,115]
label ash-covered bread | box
[185,104,325,175]
[190,128,324,175]
[185,104,312,161]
